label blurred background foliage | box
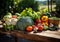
[0,0,59,19]
[17,0,39,13]
[0,0,39,19]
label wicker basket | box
[49,18,60,26]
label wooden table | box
[0,30,60,42]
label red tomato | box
[26,26,33,32]
[12,15,17,18]
[37,25,43,31]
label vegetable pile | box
[1,8,59,32]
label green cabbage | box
[16,16,34,31]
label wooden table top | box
[0,30,60,42]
